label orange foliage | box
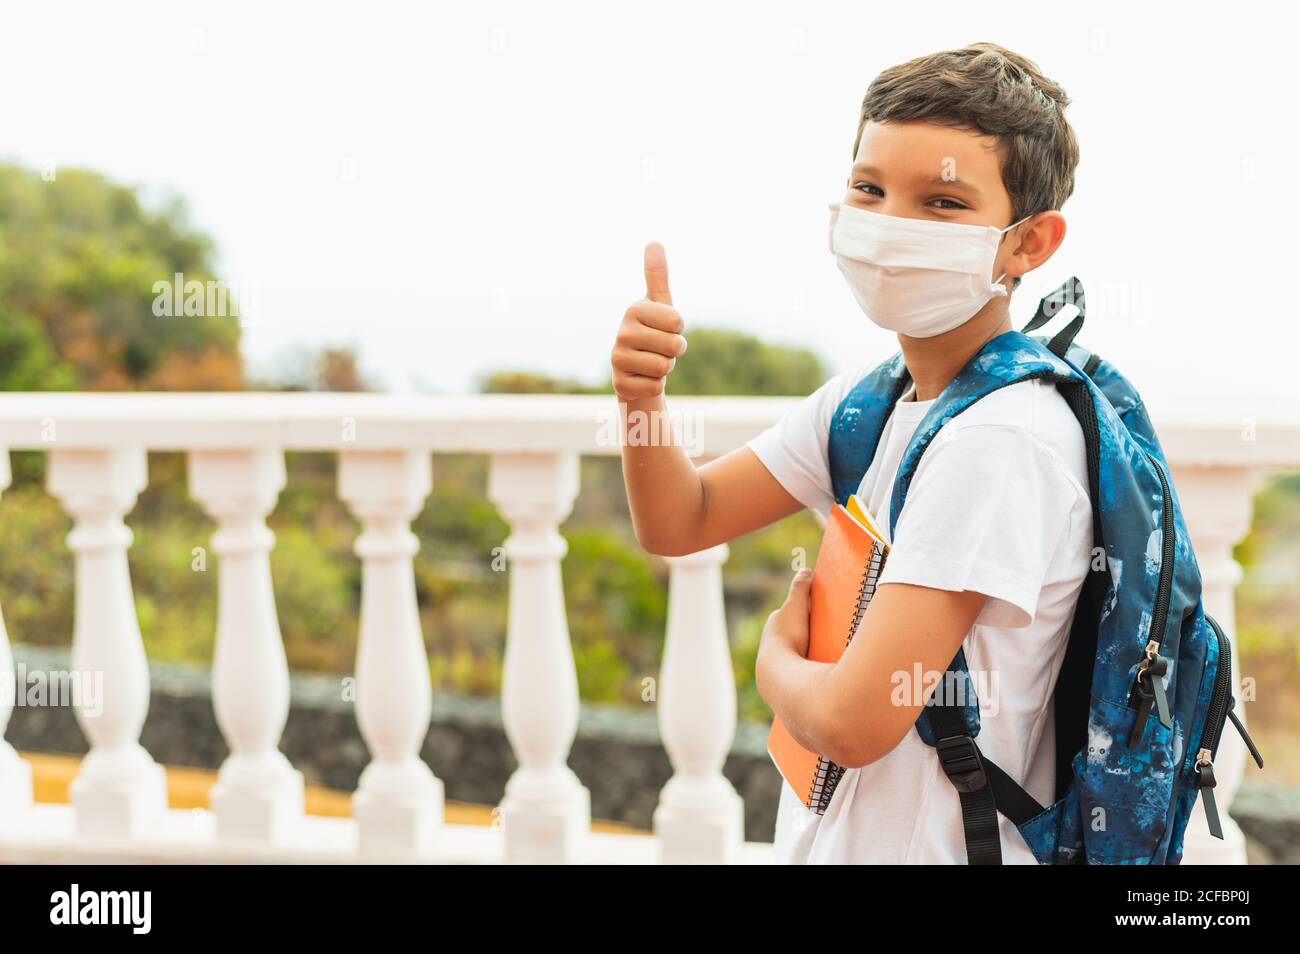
[145,343,244,392]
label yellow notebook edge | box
[842,494,891,549]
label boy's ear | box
[1006,210,1067,282]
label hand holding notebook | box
[767,494,891,814]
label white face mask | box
[828,202,1032,338]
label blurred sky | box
[1,1,1297,411]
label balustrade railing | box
[0,392,1292,863]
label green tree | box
[0,307,77,391]
[668,328,826,396]
[0,163,242,391]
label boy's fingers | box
[629,299,685,335]
[615,348,676,379]
[644,242,673,306]
[621,322,687,357]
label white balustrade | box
[654,543,745,864]
[189,449,304,843]
[0,449,34,817]
[487,452,591,863]
[338,450,444,857]
[46,448,167,837]
[0,393,1288,864]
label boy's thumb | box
[644,242,673,306]
[782,567,813,612]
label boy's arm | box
[756,570,987,769]
[615,243,804,556]
[621,397,805,556]
[757,422,1081,769]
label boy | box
[611,43,1088,863]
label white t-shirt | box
[747,370,1093,864]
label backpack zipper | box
[1194,614,1264,839]
[1127,451,1176,745]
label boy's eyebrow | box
[851,162,984,197]
[929,174,983,197]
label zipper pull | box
[1128,641,1160,747]
[1150,664,1172,728]
[1143,642,1172,729]
[1132,640,1172,737]
[1195,749,1224,840]
[1128,688,1154,747]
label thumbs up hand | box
[611,242,689,401]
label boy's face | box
[843,120,1028,282]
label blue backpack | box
[825,277,1263,864]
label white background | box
[1,1,1296,413]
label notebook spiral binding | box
[805,542,888,815]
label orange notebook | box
[767,496,890,814]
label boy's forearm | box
[619,393,706,555]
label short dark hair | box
[853,42,1080,227]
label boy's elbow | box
[632,510,706,557]
[633,523,692,558]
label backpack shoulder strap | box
[927,702,1044,864]
[827,351,911,507]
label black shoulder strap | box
[927,700,1044,865]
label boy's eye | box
[851,184,968,212]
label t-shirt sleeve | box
[876,423,1083,629]
[745,371,858,517]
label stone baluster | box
[487,452,590,863]
[189,449,304,842]
[1173,464,1253,864]
[0,449,34,817]
[339,450,443,857]
[653,544,744,863]
[47,449,166,836]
